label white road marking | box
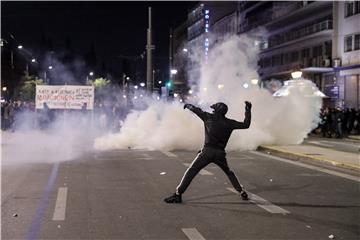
[227,188,289,214]
[161,151,177,157]
[137,153,153,160]
[182,163,213,175]
[250,151,360,182]
[308,141,333,147]
[52,187,68,221]
[182,228,206,240]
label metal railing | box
[269,20,332,48]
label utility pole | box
[169,28,173,84]
[146,7,155,93]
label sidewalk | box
[258,144,360,171]
[348,135,360,141]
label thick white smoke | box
[94,34,322,151]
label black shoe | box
[164,193,182,203]
[240,191,249,201]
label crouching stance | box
[164,101,252,203]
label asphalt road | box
[2,148,360,240]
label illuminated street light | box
[89,72,94,76]
[251,79,259,85]
[188,89,193,94]
[17,45,23,49]
[126,77,130,80]
[158,80,162,84]
[48,65,53,70]
[174,93,178,97]
[243,83,249,89]
[291,71,303,79]
[134,85,138,89]
[183,48,188,52]
[170,69,178,75]
[123,95,127,99]
[2,87,7,92]
[31,58,36,63]
[140,82,145,87]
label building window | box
[354,34,360,50]
[345,35,353,52]
[345,1,360,17]
[355,1,360,14]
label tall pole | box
[146,7,154,93]
[169,28,173,85]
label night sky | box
[2,1,196,70]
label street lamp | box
[183,48,188,52]
[140,82,145,87]
[170,69,178,75]
[31,58,36,63]
[2,87,7,92]
[48,65,53,70]
[89,71,94,76]
[17,45,23,49]
[291,70,302,79]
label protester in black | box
[164,101,252,203]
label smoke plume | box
[95,34,322,151]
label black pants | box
[176,147,243,194]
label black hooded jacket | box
[186,104,251,150]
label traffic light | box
[166,81,172,88]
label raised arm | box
[230,101,252,129]
[184,103,208,121]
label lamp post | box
[87,71,94,85]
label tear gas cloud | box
[1,52,122,166]
[95,34,322,151]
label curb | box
[257,145,360,172]
[347,135,360,141]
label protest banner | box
[36,85,95,109]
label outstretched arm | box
[231,101,252,129]
[184,103,208,121]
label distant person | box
[81,102,88,112]
[164,101,252,203]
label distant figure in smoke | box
[164,101,252,203]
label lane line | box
[307,141,333,147]
[27,163,60,240]
[226,188,289,214]
[161,151,177,158]
[182,228,206,240]
[250,151,360,182]
[52,187,68,221]
[182,163,213,175]
[138,153,153,160]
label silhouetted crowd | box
[1,100,129,132]
[316,107,360,138]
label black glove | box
[184,103,191,110]
[245,101,252,111]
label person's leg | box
[213,151,248,200]
[176,149,212,195]
[213,154,242,192]
[164,149,212,203]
